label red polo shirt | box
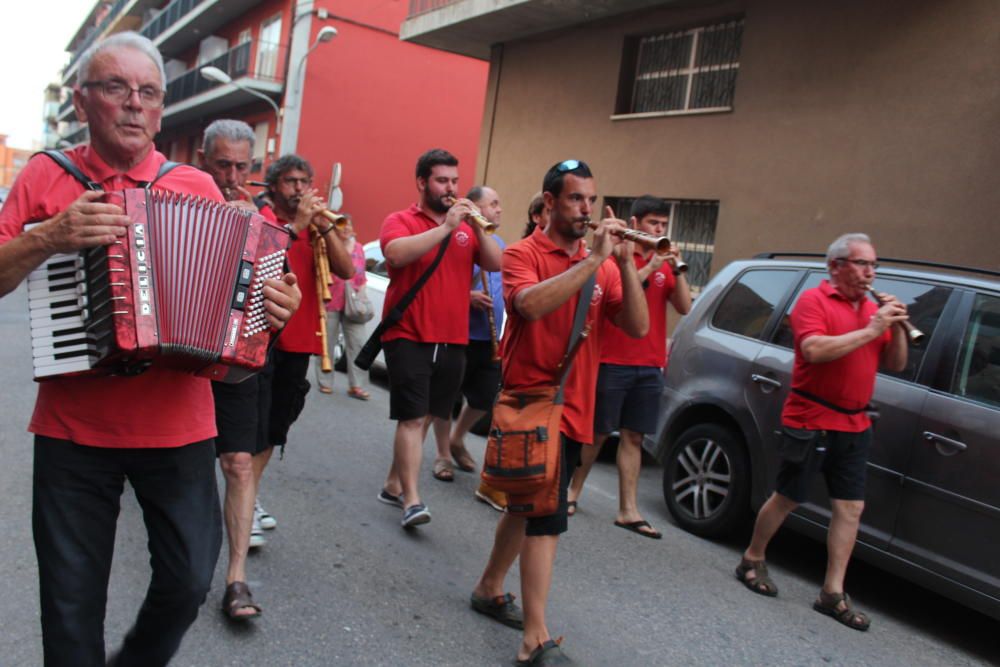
[782,280,890,432]
[274,217,323,354]
[379,204,481,345]
[600,251,675,367]
[0,146,223,448]
[500,227,624,445]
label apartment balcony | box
[60,125,89,148]
[162,39,285,127]
[401,0,693,59]
[62,0,162,85]
[57,96,76,123]
[141,0,267,57]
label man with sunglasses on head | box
[469,160,648,666]
[0,33,301,665]
[734,233,908,632]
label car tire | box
[662,423,750,539]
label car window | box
[772,272,824,349]
[952,293,1000,408]
[711,269,800,340]
[364,243,388,278]
[771,272,951,383]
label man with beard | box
[254,155,354,536]
[197,119,279,618]
[0,33,300,665]
[377,149,502,529]
[469,160,648,666]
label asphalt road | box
[1,283,997,666]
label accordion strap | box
[34,151,184,191]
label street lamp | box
[293,26,338,96]
[200,65,282,135]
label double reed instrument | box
[445,196,498,234]
[583,220,689,273]
[478,271,501,362]
[866,286,924,344]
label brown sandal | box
[222,581,262,620]
[735,558,779,597]
[432,457,455,482]
[813,590,871,631]
[450,444,476,472]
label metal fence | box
[141,0,207,42]
[163,40,282,109]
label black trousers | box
[32,436,222,667]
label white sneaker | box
[255,499,276,530]
[249,515,267,549]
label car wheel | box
[662,423,750,538]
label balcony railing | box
[58,97,74,116]
[407,0,462,17]
[164,40,284,109]
[64,0,130,75]
[62,125,89,147]
[141,0,207,42]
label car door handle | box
[751,374,782,389]
[923,431,967,452]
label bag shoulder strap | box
[34,150,102,191]
[385,233,451,325]
[791,387,866,415]
[554,273,596,402]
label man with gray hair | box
[734,232,908,632]
[198,118,279,619]
[0,32,300,665]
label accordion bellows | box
[28,189,289,383]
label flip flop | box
[347,386,370,400]
[614,519,662,539]
[432,457,455,482]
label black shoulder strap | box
[384,234,452,326]
[138,160,183,189]
[34,150,102,191]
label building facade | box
[0,135,34,190]
[402,0,1000,285]
[55,0,488,242]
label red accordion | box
[28,188,290,383]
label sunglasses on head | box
[555,159,582,173]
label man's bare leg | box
[449,405,485,467]
[739,491,798,585]
[518,534,560,661]
[473,513,526,599]
[387,418,425,507]
[219,452,256,588]
[567,434,607,508]
[616,429,654,529]
[824,499,864,594]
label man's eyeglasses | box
[82,79,165,108]
[556,159,583,173]
[837,258,879,270]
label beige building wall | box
[476,0,1000,274]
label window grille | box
[605,197,719,293]
[622,19,743,115]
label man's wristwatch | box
[319,224,335,236]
